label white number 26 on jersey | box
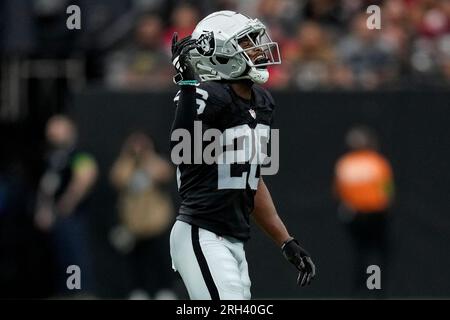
[218,124,270,191]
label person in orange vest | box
[334,125,394,297]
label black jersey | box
[171,81,275,241]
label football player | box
[169,11,315,300]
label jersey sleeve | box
[171,86,197,134]
[197,82,232,124]
[173,82,232,126]
[170,82,232,154]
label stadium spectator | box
[379,0,411,84]
[104,12,173,90]
[412,0,449,38]
[333,125,394,298]
[438,34,450,84]
[34,115,98,297]
[290,21,336,90]
[109,132,175,299]
[336,13,397,90]
[408,0,450,86]
[162,3,200,52]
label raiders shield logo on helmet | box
[196,31,215,57]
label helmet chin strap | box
[248,67,269,84]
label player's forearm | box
[252,179,292,246]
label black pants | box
[346,212,389,298]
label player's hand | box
[282,238,316,286]
[171,32,197,84]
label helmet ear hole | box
[215,56,229,64]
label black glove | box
[171,32,197,84]
[282,238,316,286]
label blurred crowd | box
[1,0,450,91]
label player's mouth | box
[253,55,268,65]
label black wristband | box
[281,238,296,251]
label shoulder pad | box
[197,81,232,107]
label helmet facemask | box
[238,30,281,69]
[232,28,281,84]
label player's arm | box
[170,86,197,135]
[252,178,316,286]
[252,178,291,246]
[170,33,198,142]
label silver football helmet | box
[189,11,281,84]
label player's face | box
[238,38,267,65]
